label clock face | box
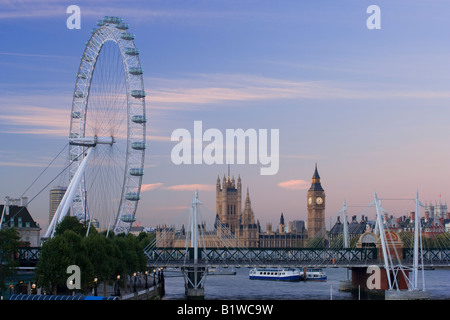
[316,197,323,205]
[308,197,312,205]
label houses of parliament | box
[156,165,326,248]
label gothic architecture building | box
[307,164,326,239]
[156,166,328,248]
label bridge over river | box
[144,246,450,269]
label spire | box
[280,213,285,225]
[242,187,255,225]
[309,163,324,191]
[244,187,251,210]
[312,162,320,180]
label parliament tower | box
[216,174,242,234]
[307,164,326,239]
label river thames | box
[162,267,450,300]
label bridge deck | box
[15,247,450,268]
[145,247,450,268]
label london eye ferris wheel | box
[46,16,147,237]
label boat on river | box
[249,267,301,281]
[300,268,327,281]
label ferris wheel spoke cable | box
[54,16,146,235]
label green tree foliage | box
[35,217,148,295]
[54,216,98,237]
[0,228,20,292]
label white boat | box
[249,267,301,281]
[301,268,327,281]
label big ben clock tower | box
[307,164,325,239]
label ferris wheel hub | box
[69,136,115,147]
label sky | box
[0,0,449,232]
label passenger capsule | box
[131,115,147,124]
[115,22,129,30]
[121,32,135,41]
[120,214,136,223]
[129,67,143,75]
[74,91,86,98]
[126,192,141,201]
[131,90,146,98]
[103,16,123,24]
[131,141,146,150]
[129,168,144,176]
[125,48,140,56]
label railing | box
[146,247,378,267]
[14,246,450,269]
[16,247,41,267]
[403,248,450,266]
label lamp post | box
[115,275,121,296]
[144,271,148,289]
[153,269,156,286]
[133,272,137,292]
[69,280,74,296]
[93,278,98,296]
[31,283,36,295]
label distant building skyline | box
[49,186,67,225]
[1,1,449,230]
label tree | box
[0,228,20,292]
[36,230,93,294]
[36,216,149,296]
[114,234,146,292]
[54,216,98,237]
[83,234,120,296]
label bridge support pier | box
[340,267,429,300]
[182,266,207,300]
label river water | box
[162,267,450,300]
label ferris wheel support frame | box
[44,147,93,239]
[44,135,121,239]
[67,16,146,235]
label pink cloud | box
[277,179,309,190]
[163,184,215,192]
[140,183,163,192]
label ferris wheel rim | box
[68,16,146,234]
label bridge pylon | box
[181,190,207,299]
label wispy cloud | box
[3,72,450,139]
[140,182,215,192]
[147,73,450,111]
[0,105,69,136]
[277,179,309,190]
[0,0,261,22]
[163,184,214,192]
[152,205,189,211]
[140,183,164,192]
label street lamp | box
[144,271,148,289]
[115,275,121,296]
[93,278,98,296]
[31,283,36,295]
[133,272,137,292]
[69,280,74,296]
